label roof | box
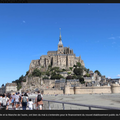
[58,41,63,45]
[6,83,17,86]
[67,79,79,82]
[111,78,120,80]
[47,51,57,53]
[59,72,68,74]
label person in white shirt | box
[2,94,7,110]
[0,94,3,107]
[15,93,20,110]
[28,99,34,110]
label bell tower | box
[58,28,64,54]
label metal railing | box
[31,98,120,110]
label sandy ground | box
[29,93,120,110]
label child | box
[28,99,34,110]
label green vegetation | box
[12,75,26,91]
[48,64,52,70]
[51,74,64,79]
[32,68,41,77]
[46,71,50,76]
[84,73,91,77]
[25,70,29,76]
[94,70,102,76]
[62,69,66,71]
[67,72,71,75]
[73,67,83,76]
[69,67,73,71]
[66,75,73,79]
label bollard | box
[62,103,65,110]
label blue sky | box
[0,3,120,86]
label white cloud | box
[107,76,111,79]
[23,20,26,23]
[108,37,115,39]
[117,74,120,77]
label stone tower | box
[57,28,64,54]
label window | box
[59,46,62,48]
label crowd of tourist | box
[0,91,43,110]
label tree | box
[94,70,102,76]
[32,68,41,77]
[77,76,85,84]
[51,74,64,79]
[76,62,81,68]
[84,73,90,77]
[73,67,83,76]
[62,69,66,71]
[72,75,77,79]
[73,65,77,67]
[48,64,52,70]
[86,69,90,73]
[46,71,50,76]
[66,75,73,79]
[19,75,24,81]
[25,70,29,76]
[69,67,73,71]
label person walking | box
[35,91,43,110]
[11,93,16,109]
[0,94,3,107]
[18,92,22,107]
[15,93,20,110]
[28,99,35,110]
[21,93,28,110]
[6,94,10,110]
[2,94,7,110]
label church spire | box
[58,28,63,45]
[59,28,62,41]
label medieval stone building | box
[29,29,85,74]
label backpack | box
[2,98,6,106]
[37,94,42,102]
[22,96,27,103]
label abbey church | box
[29,29,85,73]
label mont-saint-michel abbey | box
[29,30,84,74]
[1,30,120,95]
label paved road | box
[29,93,120,110]
[5,93,120,110]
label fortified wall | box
[65,83,120,94]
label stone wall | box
[65,85,113,94]
[43,89,63,94]
[5,86,17,93]
[111,84,120,93]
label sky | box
[0,3,120,86]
